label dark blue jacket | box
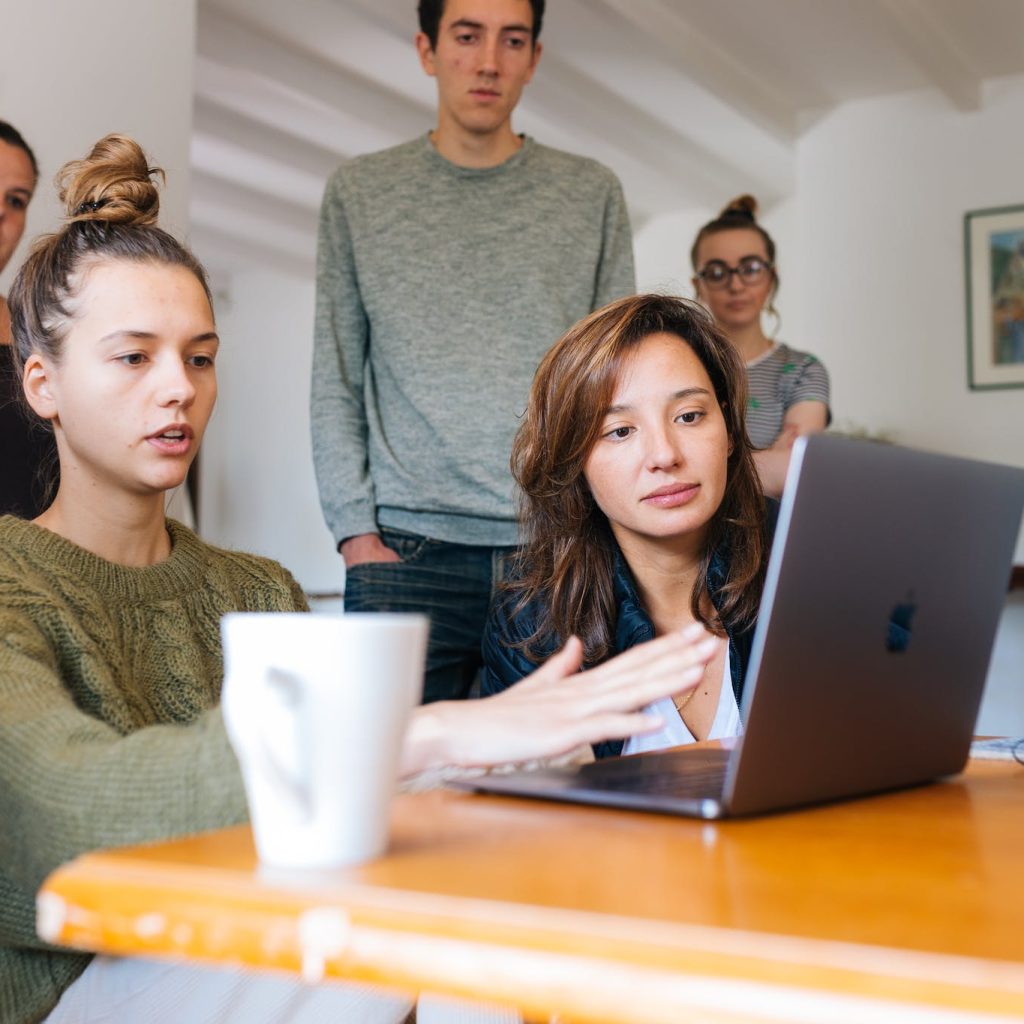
[481,502,778,759]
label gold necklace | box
[673,681,700,714]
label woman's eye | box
[189,354,215,368]
[677,411,703,425]
[7,196,27,211]
[119,353,145,366]
[604,425,633,440]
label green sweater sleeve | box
[593,173,636,309]
[311,171,378,546]
[0,609,247,896]
[0,518,310,1020]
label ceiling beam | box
[189,189,314,266]
[190,223,315,282]
[874,0,981,111]
[194,56,405,161]
[196,4,432,147]
[191,168,319,239]
[194,96,341,191]
[528,52,788,208]
[590,0,802,144]
[191,132,327,210]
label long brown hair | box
[508,293,767,664]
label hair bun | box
[720,194,758,222]
[60,134,164,227]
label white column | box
[0,0,197,293]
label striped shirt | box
[744,342,830,449]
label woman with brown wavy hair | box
[482,293,774,759]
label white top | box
[621,646,741,755]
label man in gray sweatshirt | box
[311,0,635,703]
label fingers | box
[594,657,707,715]
[563,710,666,752]
[579,625,720,700]
[529,635,584,686]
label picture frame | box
[964,204,1024,390]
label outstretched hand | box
[400,624,721,777]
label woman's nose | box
[645,424,681,469]
[158,360,196,407]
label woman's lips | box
[641,483,699,508]
[146,425,193,456]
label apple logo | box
[886,592,917,653]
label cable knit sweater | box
[0,516,308,1024]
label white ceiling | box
[190,0,1024,281]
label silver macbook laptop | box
[462,434,1024,819]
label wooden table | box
[38,759,1024,1023]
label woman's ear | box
[22,354,59,422]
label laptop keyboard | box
[579,748,730,800]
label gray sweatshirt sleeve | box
[594,175,636,308]
[310,173,378,545]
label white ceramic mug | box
[221,612,428,869]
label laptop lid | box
[465,436,1024,818]
[722,433,1024,815]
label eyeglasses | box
[695,256,773,290]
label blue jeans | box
[343,527,518,704]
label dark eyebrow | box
[6,187,32,199]
[605,386,711,415]
[449,17,532,34]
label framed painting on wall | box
[964,204,1024,390]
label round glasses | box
[696,256,773,290]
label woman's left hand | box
[400,624,721,776]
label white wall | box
[198,271,341,593]
[795,77,1024,561]
[0,0,196,295]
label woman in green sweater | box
[0,136,715,1023]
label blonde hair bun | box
[60,134,163,227]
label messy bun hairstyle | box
[7,133,212,386]
[690,194,775,269]
[61,134,162,228]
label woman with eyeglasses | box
[691,195,830,496]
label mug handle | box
[252,667,314,823]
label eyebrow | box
[448,17,532,34]
[6,187,32,198]
[703,255,764,264]
[98,330,220,344]
[605,386,711,415]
